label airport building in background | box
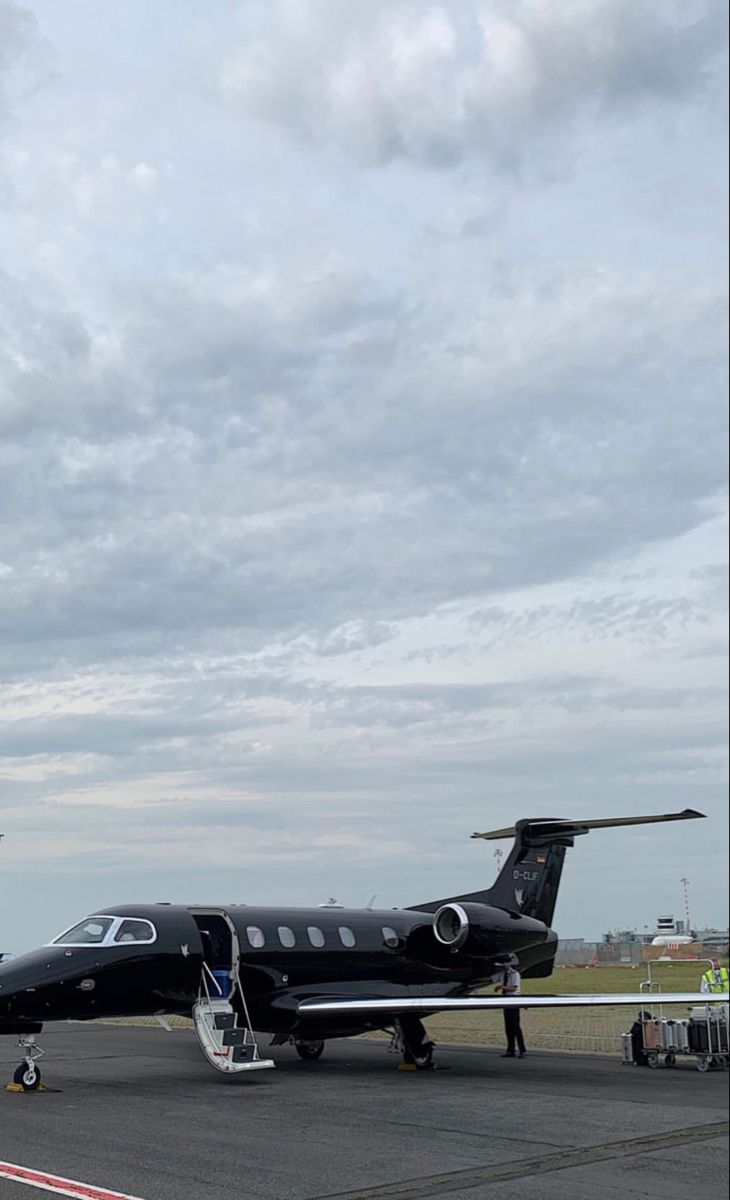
[555,916,729,966]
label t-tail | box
[413,809,704,927]
[474,808,704,925]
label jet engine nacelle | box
[433,902,500,952]
[432,901,548,957]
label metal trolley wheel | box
[663,1052,676,1068]
[646,1053,660,1069]
[696,1055,728,1072]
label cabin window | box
[246,926,265,949]
[382,926,400,948]
[53,917,114,946]
[113,919,156,944]
[307,926,325,948]
[338,926,356,948]
[278,926,296,948]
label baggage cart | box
[632,959,729,1071]
[688,1007,729,1072]
[640,1016,693,1068]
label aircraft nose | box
[0,947,88,1026]
[0,959,31,1022]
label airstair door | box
[191,911,274,1075]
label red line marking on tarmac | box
[0,1161,146,1199]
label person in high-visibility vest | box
[700,959,729,994]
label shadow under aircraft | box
[0,808,724,1089]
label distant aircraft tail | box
[412,809,704,928]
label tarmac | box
[0,1025,727,1200]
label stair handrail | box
[233,968,257,1052]
[199,961,223,1002]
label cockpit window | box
[113,919,156,944]
[50,915,158,948]
[53,917,114,945]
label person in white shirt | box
[492,955,526,1058]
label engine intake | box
[433,903,470,949]
[431,901,549,958]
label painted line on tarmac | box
[0,1161,146,1200]
[314,1120,730,1200]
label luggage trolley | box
[623,958,729,1071]
[686,1004,729,1073]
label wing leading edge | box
[298,991,726,1018]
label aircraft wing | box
[298,992,725,1017]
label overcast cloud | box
[0,0,727,953]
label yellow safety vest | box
[701,967,729,993]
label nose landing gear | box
[7,1035,46,1092]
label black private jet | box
[0,808,722,1089]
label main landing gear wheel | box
[295,1040,325,1061]
[396,1017,436,1070]
[13,1063,42,1091]
[405,1043,435,1069]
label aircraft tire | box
[404,1042,435,1070]
[295,1040,325,1061]
[13,1063,42,1091]
[398,1016,435,1069]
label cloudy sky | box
[0,0,727,955]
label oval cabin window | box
[307,926,325,948]
[246,926,265,949]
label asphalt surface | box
[0,1025,727,1200]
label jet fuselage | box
[0,901,554,1039]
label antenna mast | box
[680,877,691,934]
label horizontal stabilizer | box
[298,991,725,1018]
[471,808,704,841]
